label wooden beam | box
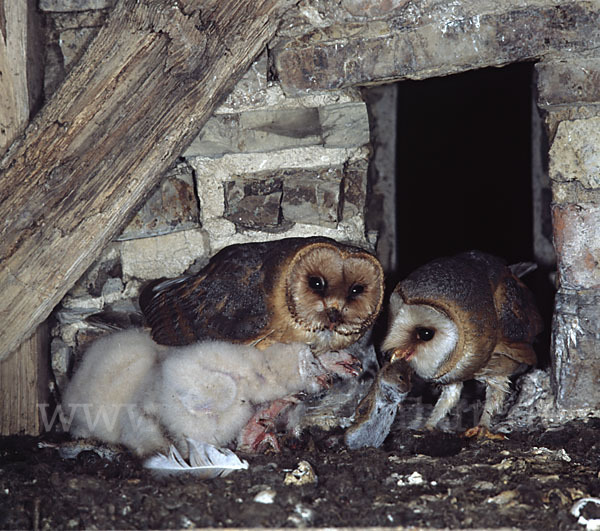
[0,322,48,435]
[0,0,288,359]
[0,0,47,434]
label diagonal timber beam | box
[0,0,289,359]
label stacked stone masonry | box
[539,58,600,410]
[40,0,600,416]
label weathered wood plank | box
[0,0,48,434]
[0,0,288,359]
[0,323,48,435]
[0,1,41,150]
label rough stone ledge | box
[494,369,600,433]
[273,2,600,93]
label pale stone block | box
[117,163,199,241]
[50,10,109,31]
[319,102,369,148]
[224,178,284,230]
[341,0,411,17]
[120,229,209,280]
[60,295,104,312]
[282,176,341,228]
[207,223,370,256]
[50,338,71,390]
[220,52,270,111]
[551,290,600,410]
[549,117,600,191]
[536,58,600,106]
[39,0,114,11]
[552,203,600,290]
[184,107,322,158]
[59,27,99,69]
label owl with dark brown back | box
[139,236,385,355]
[382,250,542,438]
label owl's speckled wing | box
[140,242,280,346]
[140,236,384,350]
[457,250,542,364]
[492,269,543,365]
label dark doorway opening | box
[395,63,534,278]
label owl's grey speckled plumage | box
[382,250,542,436]
[63,329,360,457]
[139,237,384,355]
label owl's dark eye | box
[308,276,327,293]
[416,327,435,341]
[348,283,365,299]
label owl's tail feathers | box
[509,261,538,278]
[138,277,196,345]
[138,277,169,316]
[85,310,145,331]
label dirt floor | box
[1,416,599,530]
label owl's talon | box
[463,426,506,440]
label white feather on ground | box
[144,439,249,478]
[62,329,359,465]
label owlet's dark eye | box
[308,276,327,293]
[416,327,435,342]
[348,284,365,299]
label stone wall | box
[40,0,600,416]
[537,58,600,410]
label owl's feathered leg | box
[425,381,463,430]
[466,354,521,439]
[463,376,509,440]
[237,397,300,453]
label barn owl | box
[382,251,542,438]
[62,329,360,458]
[345,360,412,449]
[139,236,385,355]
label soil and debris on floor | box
[1,418,599,529]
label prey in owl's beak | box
[390,347,416,363]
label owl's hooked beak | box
[390,347,416,363]
[325,305,343,330]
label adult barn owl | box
[382,250,542,437]
[62,330,360,457]
[139,236,385,355]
